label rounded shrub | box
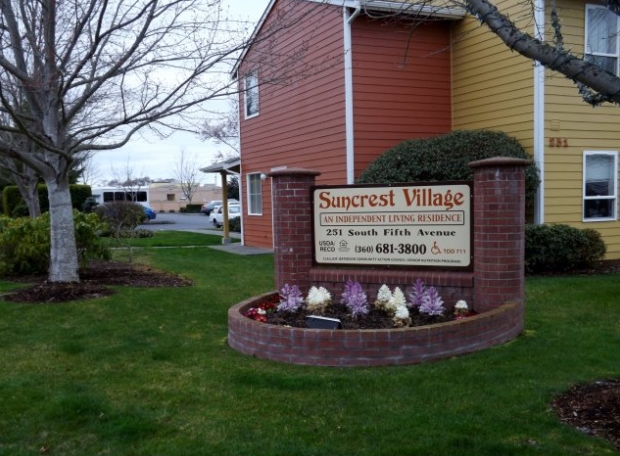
[0,211,110,277]
[357,130,540,206]
[524,224,606,274]
[94,201,146,236]
[119,228,154,239]
[229,216,241,233]
[184,204,202,213]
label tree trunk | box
[45,177,80,282]
[12,176,41,218]
[3,159,42,218]
[25,181,41,218]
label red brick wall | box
[470,158,527,313]
[270,168,320,293]
[229,293,523,367]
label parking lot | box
[140,211,240,238]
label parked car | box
[201,200,221,216]
[201,199,238,216]
[143,206,157,220]
[212,204,241,228]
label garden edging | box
[228,291,524,367]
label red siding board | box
[351,17,452,179]
[239,0,347,247]
[239,5,452,249]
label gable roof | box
[231,0,466,78]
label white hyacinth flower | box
[376,284,392,303]
[455,300,468,311]
[394,305,409,319]
[306,286,331,313]
[388,287,406,310]
[393,304,411,328]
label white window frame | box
[583,150,618,222]
[585,4,620,75]
[247,173,263,215]
[244,71,259,119]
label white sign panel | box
[313,183,472,267]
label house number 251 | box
[548,137,568,147]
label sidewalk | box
[178,229,272,256]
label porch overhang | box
[200,158,241,245]
[199,158,240,175]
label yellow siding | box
[543,0,620,258]
[452,0,535,144]
[452,0,620,259]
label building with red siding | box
[235,0,463,249]
[234,0,620,259]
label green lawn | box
[0,233,619,455]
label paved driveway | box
[140,212,240,238]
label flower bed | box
[228,291,524,367]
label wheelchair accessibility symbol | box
[431,241,441,255]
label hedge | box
[2,184,92,217]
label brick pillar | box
[268,168,321,293]
[469,157,530,313]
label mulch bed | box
[3,260,192,303]
[552,380,620,450]
[266,301,455,330]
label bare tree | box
[76,152,104,187]
[173,149,202,205]
[108,158,150,199]
[362,0,620,106]
[457,0,620,105]
[0,0,345,283]
[200,99,240,157]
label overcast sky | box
[89,0,270,186]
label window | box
[585,5,619,75]
[244,71,259,118]
[101,190,147,203]
[166,194,175,201]
[583,151,618,221]
[247,173,263,215]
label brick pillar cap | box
[267,167,322,178]
[468,157,531,169]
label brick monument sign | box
[228,157,529,366]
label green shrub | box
[357,130,540,207]
[2,184,92,216]
[0,212,110,277]
[94,201,146,237]
[0,215,49,276]
[524,224,606,274]
[73,212,112,264]
[10,201,29,218]
[184,204,202,213]
[118,228,154,239]
[229,216,241,233]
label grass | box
[0,233,619,455]
[102,230,239,248]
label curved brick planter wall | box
[228,292,524,367]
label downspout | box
[533,0,545,224]
[344,5,361,184]
[235,91,246,246]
